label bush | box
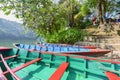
[46,28,88,44]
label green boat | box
[0,47,120,80]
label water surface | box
[0,39,36,47]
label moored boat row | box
[13,43,111,56]
[36,42,97,49]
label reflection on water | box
[0,39,36,47]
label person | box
[116,13,120,22]
[92,16,97,26]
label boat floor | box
[9,62,93,80]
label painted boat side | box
[37,42,97,49]
[0,47,118,80]
[13,43,111,56]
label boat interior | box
[0,48,120,80]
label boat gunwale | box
[36,42,97,49]
[0,54,21,80]
[1,47,120,80]
[0,46,115,64]
[24,49,120,64]
[13,43,111,54]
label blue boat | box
[13,43,111,56]
[36,42,97,49]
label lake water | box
[0,39,36,47]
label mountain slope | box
[0,18,36,40]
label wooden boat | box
[13,43,111,56]
[0,47,120,80]
[36,42,97,49]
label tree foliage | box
[47,28,88,44]
[0,0,119,43]
[0,0,68,38]
[0,0,90,43]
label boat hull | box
[0,47,119,80]
[13,43,111,56]
[37,42,97,49]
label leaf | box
[4,10,11,15]
[15,14,19,18]
[2,7,6,11]
[7,5,13,9]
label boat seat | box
[0,67,7,80]
[47,46,54,52]
[24,44,30,49]
[53,47,61,52]
[52,44,58,47]
[79,48,90,52]
[41,47,47,51]
[28,45,36,52]
[68,47,79,52]
[30,45,36,50]
[49,62,69,80]
[60,47,68,52]
[0,54,21,80]
[44,43,49,46]
[20,44,24,48]
[3,58,42,75]
[35,45,42,51]
[0,55,18,62]
[105,71,120,80]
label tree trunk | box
[98,0,105,31]
[103,0,107,16]
[68,0,74,28]
[69,11,74,28]
[98,0,104,25]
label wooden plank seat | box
[0,54,21,80]
[0,47,12,50]
[0,54,41,80]
[0,67,7,80]
[49,62,69,80]
[0,55,18,62]
[3,58,42,75]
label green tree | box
[0,0,68,39]
[0,0,97,43]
